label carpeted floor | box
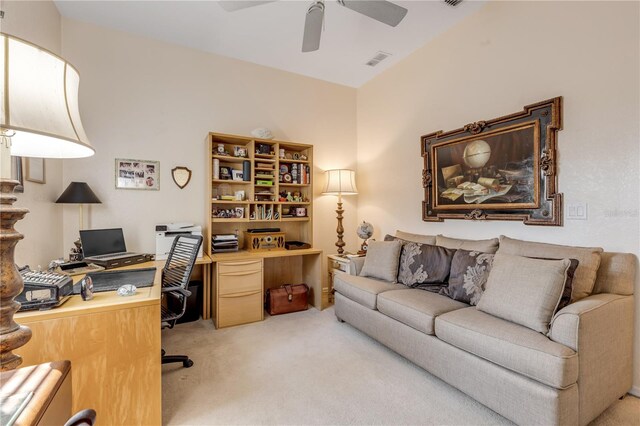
[162,307,640,425]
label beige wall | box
[1,0,65,268]
[59,18,358,260]
[357,1,640,391]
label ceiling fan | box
[218,0,409,53]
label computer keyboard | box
[91,252,135,260]
[72,267,157,295]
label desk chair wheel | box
[162,352,194,368]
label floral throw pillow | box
[396,241,456,287]
[440,249,494,305]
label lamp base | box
[0,179,32,371]
[334,200,345,255]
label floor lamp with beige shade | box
[0,33,95,371]
[322,169,358,256]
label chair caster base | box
[162,352,193,368]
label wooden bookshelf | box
[205,132,314,255]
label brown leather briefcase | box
[266,284,309,315]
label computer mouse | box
[117,284,137,297]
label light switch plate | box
[567,202,588,220]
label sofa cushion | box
[436,235,499,254]
[476,254,571,333]
[440,249,495,305]
[435,307,578,389]
[497,235,603,302]
[394,240,456,286]
[395,230,436,245]
[378,289,468,335]
[333,273,402,310]
[360,240,403,283]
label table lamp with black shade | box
[56,182,102,261]
[0,33,95,370]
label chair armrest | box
[349,257,366,275]
[548,293,634,424]
[162,286,191,297]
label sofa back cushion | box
[395,230,436,245]
[592,252,636,296]
[436,235,499,254]
[360,240,403,283]
[477,253,571,333]
[497,235,603,302]
[440,249,495,305]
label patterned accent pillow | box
[440,249,494,305]
[393,239,456,287]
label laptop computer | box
[80,228,147,269]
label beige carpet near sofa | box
[162,307,639,425]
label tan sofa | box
[334,235,636,426]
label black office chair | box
[161,234,203,368]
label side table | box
[327,254,352,304]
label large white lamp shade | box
[0,33,94,158]
[322,169,358,195]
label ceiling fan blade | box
[302,1,325,53]
[338,0,408,27]
[218,1,276,12]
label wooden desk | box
[194,255,213,320]
[210,248,324,328]
[14,261,164,425]
[0,360,72,426]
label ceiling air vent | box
[365,51,391,67]
[444,0,463,6]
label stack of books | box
[212,234,239,253]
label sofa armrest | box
[548,293,631,350]
[548,293,634,425]
[349,257,365,276]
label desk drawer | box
[218,259,262,275]
[218,269,262,295]
[218,290,263,328]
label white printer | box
[155,222,203,260]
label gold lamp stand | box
[0,137,31,371]
[334,194,346,255]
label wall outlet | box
[567,202,588,220]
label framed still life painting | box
[421,97,563,226]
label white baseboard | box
[629,385,640,398]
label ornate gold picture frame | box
[421,97,563,226]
